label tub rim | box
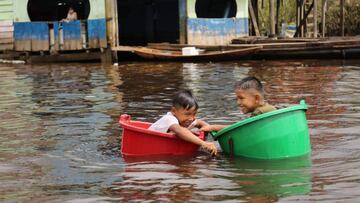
[212,100,308,140]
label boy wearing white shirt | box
[149,90,217,156]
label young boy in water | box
[149,89,217,156]
[200,76,276,132]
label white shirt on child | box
[148,112,197,133]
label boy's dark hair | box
[172,89,199,110]
[235,76,264,95]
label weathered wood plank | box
[0,20,13,26]
[0,31,12,38]
[0,37,13,43]
[0,43,13,50]
[88,19,107,48]
[248,0,260,36]
[62,20,82,50]
[187,18,248,45]
[0,26,13,32]
[30,22,49,51]
[14,22,32,51]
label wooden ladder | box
[304,0,318,38]
[296,0,318,38]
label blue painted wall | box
[14,22,49,50]
[87,18,107,48]
[12,0,107,51]
[187,18,248,45]
[62,21,81,40]
[14,18,107,51]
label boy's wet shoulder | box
[252,103,276,116]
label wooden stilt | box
[249,0,260,36]
[295,1,314,37]
[269,0,275,36]
[276,0,281,35]
[322,0,327,37]
[340,0,345,36]
[300,0,304,37]
[314,0,318,38]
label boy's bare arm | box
[200,124,228,132]
[169,124,217,155]
[195,119,209,128]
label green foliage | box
[326,2,360,36]
[255,0,360,36]
[257,1,297,35]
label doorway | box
[27,0,90,21]
[117,0,179,46]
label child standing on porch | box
[62,6,78,22]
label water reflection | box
[1,60,360,202]
[229,156,312,202]
[105,155,311,202]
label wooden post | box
[313,0,318,38]
[105,0,114,47]
[249,0,260,36]
[276,0,280,35]
[255,0,259,25]
[296,0,301,37]
[340,0,345,36]
[269,0,275,36]
[114,0,119,47]
[300,0,304,37]
[179,0,187,44]
[321,0,327,37]
[294,1,314,37]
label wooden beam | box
[269,0,275,36]
[322,0,327,37]
[296,0,300,37]
[340,0,345,36]
[314,0,318,38]
[249,0,260,36]
[179,0,187,44]
[295,1,314,37]
[276,0,281,35]
[300,0,304,37]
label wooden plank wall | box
[14,22,31,50]
[31,22,49,51]
[14,22,49,51]
[0,0,14,50]
[62,21,82,50]
[0,20,13,50]
[187,18,249,45]
[0,0,13,20]
[88,19,107,48]
[185,0,249,45]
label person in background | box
[149,89,217,156]
[200,76,276,132]
[62,6,77,22]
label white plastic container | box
[182,47,199,56]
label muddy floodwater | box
[1,60,360,202]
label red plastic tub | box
[119,114,205,156]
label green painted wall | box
[13,0,29,22]
[186,0,248,18]
[236,0,248,18]
[0,0,13,20]
[187,0,196,18]
[89,0,106,19]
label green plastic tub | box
[212,100,311,159]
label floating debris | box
[0,59,26,64]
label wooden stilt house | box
[0,0,109,62]
[181,0,249,45]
